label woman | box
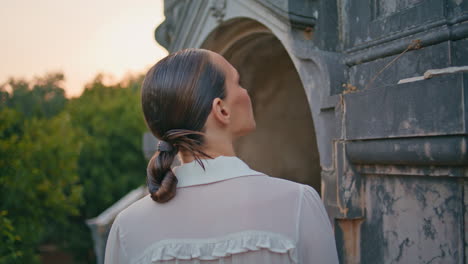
[104,48,339,264]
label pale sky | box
[0,0,168,97]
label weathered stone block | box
[345,73,467,139]
[362,175,464,264]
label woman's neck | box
[178,140,236,164]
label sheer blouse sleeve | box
[297,184,339,264]
[104,213,128,264]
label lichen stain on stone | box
[393,237,413,262]
[414,184,443,209]
[414,184,428,208]
[422,218,437,240]
[364,176,462,263]
[433,195,459,220]
[341,169,356,205]
[375,185,401,215]
[426,243,449,264]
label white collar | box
[173,155,265,188]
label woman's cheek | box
[242,91,256,130]
[240,89,252,106]
[232,90,255,135]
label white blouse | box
[104,155,339,264]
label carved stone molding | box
[209,0,226,23]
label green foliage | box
[0,72,148,263]
[0,72,67,119]
[0,210,24,263]
[64,74,147,263]
[0,107,83,263]
[70,74,147,217]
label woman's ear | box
[211,97,230,126]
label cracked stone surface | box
[363,175,463,263]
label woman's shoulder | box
[259,175,324,210]
[112,194,153,226]
[240,173,317,204]
[251,173,310,193]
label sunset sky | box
[1,0,168,97]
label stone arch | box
[201,18,321,191]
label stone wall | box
[155,0,468,262]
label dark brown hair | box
[141,48,226,203]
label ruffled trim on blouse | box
[131,230,298,264]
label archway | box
[202,18,321,191]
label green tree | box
[0,211,23,263]
[0,72,148,263]
[64,74,147,263]
[0,107,83,264]
[0,72,67,119]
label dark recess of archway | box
[202,19,321,192]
